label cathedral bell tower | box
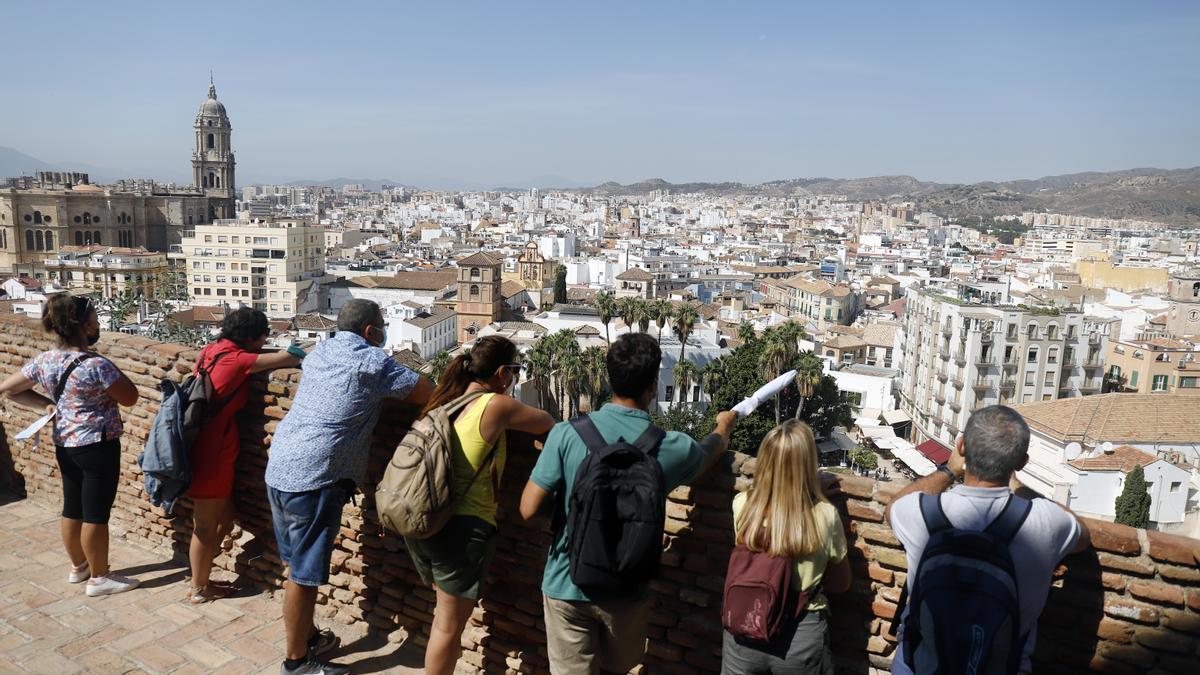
[192,76,236,220]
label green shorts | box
[405,515,498,600]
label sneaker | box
[67,562,89,584]
[280,655,349,675]
[309,627,339,656]
[85,574,140,597]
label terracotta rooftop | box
[457,251,504,267]
[1011,394,1200,446]
[292,314,337,331]
[335,270,456,291]
[616,267,655,282]
[405,306,455,328]
[1068,445,1159,473]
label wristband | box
[286,344,308,360]
[935,463,957,483]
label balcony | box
[938,349,951,361]
[934,393,946,406]
[952,376,965,389]
[1079,382,1101,393]
[973,377,993,390]
[949,401,962,413]
[941,325,952,337]
[999,378,1016,391]
[1089,332,1101,344]
[948,423,961,436]
[936,372,948,383]
[975,355,994,367]
[954,352,967,367]
[980,332,993,343]
[1002,357,1019,371]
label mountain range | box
[3,145,1197,224]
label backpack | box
[722,534,817,644]
[138,350,229,513]
[897,493,1032,675]
[561,415,667,596]
[376,391,494,539]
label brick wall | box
[1,313,1197,674]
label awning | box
[882,409,911,425]
[893,444,938,476]
[917,439,952,465]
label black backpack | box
[897,493,1032,675]
[561,415,667,596]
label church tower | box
[192,77,236,220]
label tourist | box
[406,335,555,675]
[0,294,140,596]
[186,307,304,604]
[519,332,738,674]
[264,299,431,675]
[721,420,851,675]
[885,406,1091,674]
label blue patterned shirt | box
[265,331,420,493]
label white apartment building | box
[387,305,457,360]
[898,283,1120,448]
[40,245,169,299]
[179,218,325,319]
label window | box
[216,288,226,296]
[1171,481,1182,493]
[471,267,480,279]
[44,231,53,250]
[664,385,674,401]
[1151,375,1168,392]
[1180,377,1198,389]
[207,133,214,149]
[470,284,479,297]
[1109,365,1122,378]
[1129,370,1139,387]
[25,230,34,250]
[1027,347,1038,362]
[1024,372,1035,386]
[841,391,864,407]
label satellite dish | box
[1064,442,1082,461]
[1101,442,1115,455]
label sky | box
[1,1,1198,189]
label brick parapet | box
[1,313,1197,673]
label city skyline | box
[2,1,1199,189]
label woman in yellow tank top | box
[406,336,555,675]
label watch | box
[935,463,957,483]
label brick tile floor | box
[0,497,424,673]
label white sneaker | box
[68,562,89,584]
[86,574,140,597]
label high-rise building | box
[898,283,1120,448]
[179,218,325,318]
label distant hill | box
[0,146,57,176]
[576,168,1200,224]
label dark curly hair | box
[420,335,518,415]
[607,332,661,399]
[42,294,94,345]
[218,307,270,348]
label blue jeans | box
[267,483,346,587]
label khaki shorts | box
[543,593,652,674]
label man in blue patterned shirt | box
[266,299,431,675]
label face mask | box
[371,325,387,347]
[86,331,100,346]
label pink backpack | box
[722,539,816,643]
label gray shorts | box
[721,611,833,675]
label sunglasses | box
[502,364,523,375]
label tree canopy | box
[1114,465,1152,529]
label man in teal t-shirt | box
[520,333,737,674]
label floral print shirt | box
[22,349,123,447]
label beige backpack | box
[376,391,493,539]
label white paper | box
[732,369,796,418]
[16,412,54,440]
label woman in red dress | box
[188,308,302,603]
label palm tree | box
[792,351,825,420]
[595,291,616,344]
[652,299,672,341]
[671,303,700,364]
[634,298,652,333]
[737,320,757,345]
[701,358,726,406]
[525,343,553,409]
[583,345,608,411]
[560,348,588,419]
[549,329,581,420]
[428,351,451,384]
[673,359,699,406]
[618,297,639,336]
[758,338,794,424]
[776,320,805,348]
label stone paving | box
[0,496,424,674]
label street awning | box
[893,444,938,476]
[917,439,952,465]
[882,409,911,425]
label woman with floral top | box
[1,294,141,597]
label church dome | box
[197,81,228,118]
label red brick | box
[1098,552,1157,577]
[1189,590,1200,613]
[1087,654,1143,675]
[1096,618,1135,644]
[1160,608,1200,636]
[1157,563,1200,584]
[1133,626,1196,654]
[1146,530,1199,566]
[854,522,901,547]
[1103,598,1161,625]
[1128,580,1185,607]
[1101,572,1128,591]
[1088,519,1142,555]
[846,499,884,523]
[867,562,894,584]
[871,599,897,620]
[1098,642,1157,666]
[836,475,875,499]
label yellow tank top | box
[452,393,506,525]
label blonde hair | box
[735,420,827,558]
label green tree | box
[618,297,639,335]
[798,375,854,439]
[652,299,672,342]
[553,264,568,304]
[1114,465,1152,528]
[595,291,616,344]
[672,303,700,364]
[583,345,608,411]
[849,446,879,471]
[673,359,699,405]
[758,337,796,424]
[792,351,825,420]
[737,320,757,345]
[651,403,708,440]
[427,351,451,384]
[525,341,553,410]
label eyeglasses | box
[503,364,523,375]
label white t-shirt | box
[888,485,1081,675]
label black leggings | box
[55,439,121,524]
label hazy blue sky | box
[2,1,1198,188]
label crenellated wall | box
[1,312,1197,674]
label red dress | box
[187,339,258,499]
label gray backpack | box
[376,391,495,539]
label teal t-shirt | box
[530,403,707,601]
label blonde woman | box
[723,420,851,675]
